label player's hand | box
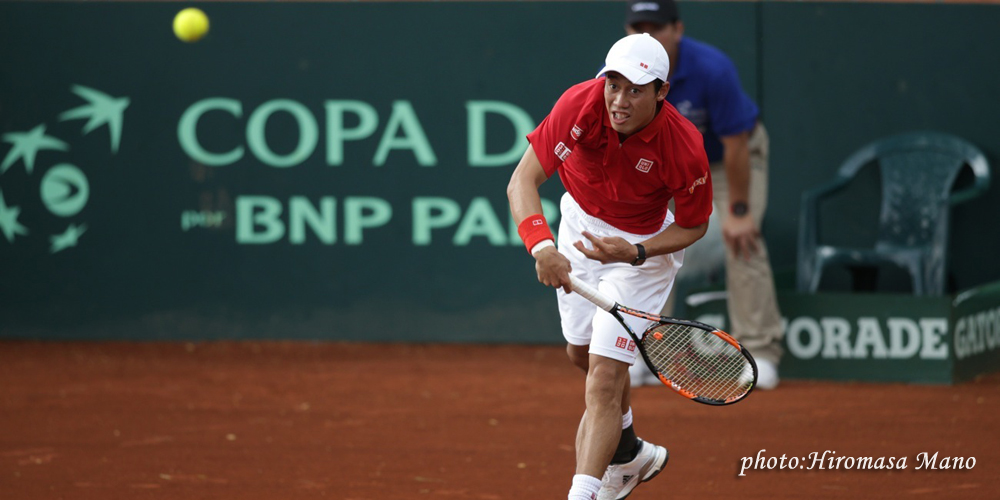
[573,231,637,264]
[723,215,760,261]
[534,247,573,293]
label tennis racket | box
[570,275,757,405]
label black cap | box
[625,0,680,27]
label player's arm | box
[574,222,708,265]
[507,145,573,292]
[719,131,759,260]
[637,221,708,257]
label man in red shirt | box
[507,34,712,500]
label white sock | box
[567,474,602,500]
[622,407,633,429]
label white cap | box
[595,33,670,85]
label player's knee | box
[566,343,589,372]
[585,359,626,408]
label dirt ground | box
[1,341,997,499]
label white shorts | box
[556,193,684,365]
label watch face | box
[731,202,748,217]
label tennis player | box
[507,34,712,500]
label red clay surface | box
[1,341,997,499]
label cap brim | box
[596,64,656,85]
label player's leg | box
[590,334,669,500]
[559,202,654,449]
[575,354,630,479]
[564,338,626,500]
[591,259,675,499]
[610,388,638,464]
[558,193,671,499]
[558,193,615,500]
[566,343,589,372]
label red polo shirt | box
[527,78,712,234]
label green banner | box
[951,281,1000,382]
[686,284,1000,384]
[778,292,952,384]
[0,2,604,340]
[687,291,953,383]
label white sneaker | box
[755,359,779,390]
[628,363,660,388]
[597,439,669,500]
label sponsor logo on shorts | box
[616,337,636,351]
[688,172,708,193]
[635,158,653,173]
[554,142,572,161]
[571,125,583,140]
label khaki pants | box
[709,123,784,364]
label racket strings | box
[647,334,747,399]
[642,323,752,401]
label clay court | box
[1,341,997,499]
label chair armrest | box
[949,155,991,205]
[796,176,853,292]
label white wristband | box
[530,239,555,256]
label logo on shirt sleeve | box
[635,158,654,173]
[687,173,708,194]
[554,142,572,161]
[571,125,583,140]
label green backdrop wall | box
[1,1,997,341]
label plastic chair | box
[797,132,991,296]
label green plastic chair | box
[797,132,991,296]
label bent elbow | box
[697,221,709,239]
[506,175,522,204]
[688,221,709,244]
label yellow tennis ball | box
[173,8,209,43]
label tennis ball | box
[173,8,209,43]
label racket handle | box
[569,275,616,312]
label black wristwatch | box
[631,243,646,266]
[730,201,749,217]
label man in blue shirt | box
[624,0,784,391]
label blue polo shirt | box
[667,37,759,163]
